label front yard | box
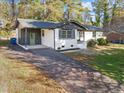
[0,47,67,93]
[65,44,124,84]
[0,40,124,93]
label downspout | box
[25,28,27,49]
[54,29,56,50]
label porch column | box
[25,28,28,47]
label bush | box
[97,38,108,45]
[87,39,97,47]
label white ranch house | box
[15,19,103,50]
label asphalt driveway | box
[6,46,124,93]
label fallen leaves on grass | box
[65,52,94,62]
[0,49,67,93]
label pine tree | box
[91,0,103,26]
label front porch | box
[18,44,48,50]
[17,28,44,50]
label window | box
[79,31,84,38]
[61,30,66,38]
[93,31,96,37]
[59,30,75,39]
[78,31,84,41]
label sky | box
[82,0,95,21]
[82,0,94,11]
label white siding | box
[77,42,87,49]
[77,31,84,41]
[77,31,80,40]
[16,28,19,44]
[55,29,78,50]
[42,30,54,48]
[16,28,103,50]
[96,32,103,39]
[84,32,93,41]
[84,31,103,41]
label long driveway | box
[6,46,124,93]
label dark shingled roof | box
[59,23,86,30]
[82,25,103,31]
[17,19,102,31]
[18,19,62,29]
[17,19,86,30]
[66,20,103,31]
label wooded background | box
[0,0,124,32]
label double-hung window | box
[59,30,75,39]
[93,31,96,37]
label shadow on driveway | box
[5,45,124,93]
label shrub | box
[87,39,97,47]
[97,38,108,45]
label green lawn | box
[90,48,124,84]
[65,44,124,84]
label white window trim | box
[59,29,75,39]
[93,31,96,37]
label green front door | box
[30,32,35,45]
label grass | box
[0,40,9,46]
[90,48,124,84]
[65,52,93,63]
[0,49,67,93]
[64,44,124,84]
